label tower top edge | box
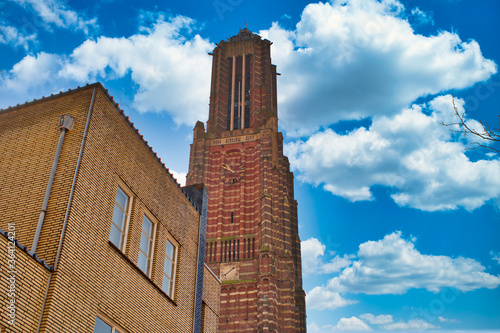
[225,27,263,43]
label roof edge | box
[0,82,202,214]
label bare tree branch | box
[442,96,500,153]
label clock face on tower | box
[220,262,240,281]
[219,161,245,184]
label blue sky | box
[1,0,500,331]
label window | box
[138,215,155,276]
[201,302,206,332]
[109,187,131,250]
[162,239,177,297]
[93,317,123,333]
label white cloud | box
[306,232,500,311]
[438,316,459,323]
[286,95,500,211]
[302,238,326,272]
[170,170,186,186]
[2,0,498,215]
[0,24,36,50]
[10,0,97,34]
[259,0,496,134]
[310,314,444,332]
[487,152,497,159]
[359,313,393,325]
[0,14,213,127]
[267,0,498,212]
[2,52,63,93]
[308,322,322,332]
[306,286,357,310]
[491,251,500,265]
[323,255,354,274]
[302,238,353,274]
[332,317,372,331]
[308,322,336,333]
[383,318,437,330]
[410,7,434,26]
[328,232,500,294]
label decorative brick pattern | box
[187,29,306,332]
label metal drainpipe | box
[36,88,96,333]
[31,114,75,253]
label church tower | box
[186,28,306,332]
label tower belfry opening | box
[227,53,251,130]
[205,27,278,136]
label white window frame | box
[109,185,133,252]
[138,214,156,277]
[94,315,125,333]
[162,237,178,299]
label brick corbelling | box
[0,228,53,271]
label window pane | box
[163,240,176,296]
[109,224,122,249]
[112,205,126,230]
[140,233,150,255]
[115,187,128,210]
[94,317,112,333]
[166,241,174,259]
[164,257,173,278]
[138,251,148,273]
[162,277,171,295]
[142,216,152,235]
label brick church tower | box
[186,28,306,332]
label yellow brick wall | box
[0,84,220,332]
[0,234,50,332]
[0,90,90,265]
[203,265,221,333]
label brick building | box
[186,28,307,332]
[0,83,220,332]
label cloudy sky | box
[1,0,499,331]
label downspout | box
[193,187,209,333]
[36,88,96,333]
[31,115,75,253]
